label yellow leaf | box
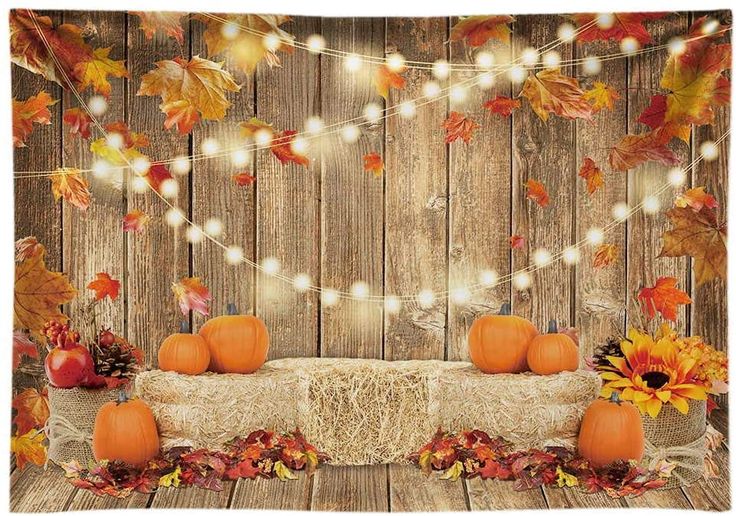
[76,47,128,98]
[50,168,91,210]
[273,460,298,481]
[159,466,181,487]
[556,466,578,487]
[11,429,47,470]
[439,460,464,481]
[520,69,593,121]
[583,81,620,112]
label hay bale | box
[135,358,601,465]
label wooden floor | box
[10,411,730,512]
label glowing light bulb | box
[557,23,576,42]
[399,101,416,119]
[254,129,273,147]
[521,47,539,66]
[513,272,532,290]
[88,95,107,116]
[262,257,280,275]
[305,116,324,134]
[508,65,527,83]
[432,59,450,80]
[542,51,561,68]
[186,226,205,244]
[322,289,339,306]
[668,37,687,56]
[582,56,602,75]
[351,281,370,299]
[165,207,186,227]
[306,34,326,54]
[293,273,311,292]
[451,288,471,305]
[345,54,362,72]
[423,81,441,97]
[612,202,630,220]
[700,141,718,161]
[340,124,360,143]
[131,176,148,193]
[418,290,435,308]
[642,196,660,214]
[563,246,580,265]
[385,296,402,313]
[620,36,640,55]
[533,248,552,267]
[159,178,179,198]
[702,19,720,35]
[221,21,239,40]
[171,156,191,175]
[230,149,250,167]
[201,138,220,156]
[363,103,382,122]
[386,53,405,71]
[587,227,604,245]
[475,51,495,69]
[449,85,467,104]
[477,72,495,89]
[668,167,687,186]
[92,160,111,179]
[479,269,498,287]
[225,246,244,265]
[106,132,124,150]
[129,157,149,176]
[291,136,309,154]
[596,13,615,29]
[204,218,223,237]
[263,32,281,51]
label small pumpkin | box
[199,303,269,374]
[468,303,538,373]
[527,320,579,375]
[158,321,210,375]
[577,392,645,468]
[93,391,160,466]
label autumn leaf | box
[159,466,182,487]
[122,210,151,233]
[172,277,211,317]
[232,171,256,186]
[13,331,39,371]
[240,117,275,139]
[271,131,309,167]
[62,108,92,139]
[14,243,77,334]
[520,69,593,121]
[13,91,57,147]
[442,111,479,144]
[15,236,43,262]
[50,169,91,211]
[675,187,719,212]
[11,429,46,470]
[509,235,525,249]
[483,96,521,117]
[138,55,240,133]
[363,153,384,177]
[439,460,464,481]
[659,206,726,285]
[608,127,680,172]
[525,179,549,207]
[274,460,298,481]
[87,272,121,301]
[637,276,692,321]
[449,15,514,46]
[90,122,149,165]
[161,99,200,135]
[592,243,619,269]
[578,157,604,194]
[12,387,49,435]
[131,11,186,44]
[583,82,620,112]
[145,164,174,193]
[556,466,578,487]
[373,64,406,100]
[569,12,667,45]
[76,47,128,98]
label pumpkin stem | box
[610,391,622,405]
[179,320,190,334]
[227,303,238,316]
[548,320,558,333]
[499,302,511,316]
[116,390,129,405]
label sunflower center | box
[641,371,670,389]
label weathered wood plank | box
[10,466,77,512]
[66,489,151,510]
[710,409,728,440]
[310,465,389,511]
[256,17,321,359]
[388,465,468,511]
[384,18,447,360]
[320,18,384,359]
[543,485,626,509]
[230,475,312,510]
[682,437,730,511]
[126,12,191,365]
[465,479,547,510]
[151,483,234,508]
[624,488,693,509]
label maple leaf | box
[556,466,578,487]
[713,75,730,106]
[271,131,309,167]
[483,96,521,117]
[232,172,256,186]
[12,91,57,147]
[569,12,667,44]
[583,82,620,112]
[509,235,525,249]
[363,153,384,177]
[638,96,691,143]
[11,429,46,470]
[240,117,275,139]
[172,277,212,317]
[145,164,174,193]
[525,179,550,207]
[122,210,151,233]
[13,331,39,371]
[608,127,680,172]
[50,168,91,210]
[62,108,92,139]
[76,47,128,98]
[659,206,726,285]
[638,276,692,321]
[442,111,479,144]
[578,157,604,195]
[520,69,593,121]
[90,122,149,165]
[15,236,43,262]
[12,387,49,435]
[592,243,619,269]
[14,243,77,334]
[159,466,182,487]
[161,99,200,135]
[675,187,719,212]
[274,460,298,481]
[373,64,406,100]
[87,272,121,301]
[449,15,515,46]
[138,55,240,133]
[131,11,186,44]
[439,460,465,481]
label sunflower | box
[600,327,707,418]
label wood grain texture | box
[230,475,312,510]
[384,18,447,360]
[310,465,389,511]
[624,487,693,509]
[543,485,626,508]
[682,438,731,511]
[388,465,468,511]
[320,18,385,359]
[9,465,77,512]
[66,489,152,510]
[465,479,547,510]
[151,483,234,508]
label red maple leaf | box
[122,210,151,233]
[570,12,668,45]
[145,164,174,193]
[271,130,309,167]
[87,272,121,301]
[442,111,479,144]
[363,153,384,177]
[675,187,720,212]
[525,179,550,207]
[62,107,92,139]
[578,157,604,195]
[483,96,521,117]
[232,171,256,186]
[638,276,692,321]
[509,235,525,249]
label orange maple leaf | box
[638,276,692,321]
[87,272,121,301]
[13,331,39,371]
[232,171,257,186]
[608,127,680,172]
[172,277,211,317]
[578,157,604,194]
[583,82,621,113]
[509,235,525,249]
[13,91,56,147]
[50,168,91,211]
[62,107,92,139]
[162,99,200,135]
[75,47,128,98]
[12,387,49,435]
[520,69,593,121]
[372,64,406,100]
[122,210,151,233]
[592,243,619,269]
[570,12,667,44]
[15,236,43,262]
[271,130,309,167]
[675,187,719,212]
[89,122,149,166]
[525,179,550,207]
[449,15,515,46]
[240,117,275,139]
[483,96,521,117]
[363,153,384,177]
[11,429,46,470]
[131,11,186,44]
[442,111,479,144]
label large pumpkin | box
[93,392,160,466]
[158,321,210,375]
[199,303,269,374]
[527,320,579,375]
[468,303,538,373]
[577,392,645,468]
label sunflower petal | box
[655,390,672,402]
[606,356,628,372]
[669,394,690,414]
[646,398,663,418]
[634,390,652,403]
[600,372,625,380]
[606,379,635,388]
[671,384,708,400]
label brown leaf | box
[50,168,91,210]
[578,157,604,194]
[449,15,514,46]
[608,127,680,172]
[675,187,719,212]
[13,331,39,371]
[592,243,618,269]
[131,11,186,44]
[62,107,92,139]
[569,12,667,44]
[372,64,406,100]
[12,387,49,435]
[13,91,57,147]
[525,179,549,207]
[520,69,593,121]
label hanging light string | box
[23,10,729,309]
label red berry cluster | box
[43,320,80,349]
[97,328,116,348]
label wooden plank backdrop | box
[13,10,730,374]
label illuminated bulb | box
[159,178,179,198]
[557,23,576,42]
[582,56,602,75]
[423,81,441,97]
[668,167,687,186]
[204,218,223,237]
[186,226,205,244]
[291,136,309,154]
[305,116,324,134]
[417,289,435,309]
[620,37,640,55]
[230,149,250,167]
[508,65,527,83]
[88,95,108,116]
[432,59,450,80]
[475,51,495,69]
[386,53,405,71]
[612,202,630,220]
[479,269,498,287]
[345,54,362,72]
[521,47,539,66]
[587,227,604,245]
[201,138,220,156]
[131,156,151,176]
[596,13,615,29]
[562,246,580,265]
[449,85,467,104]
[351,281,370,299]
[171,156,191,175]
[293,273,311,292]
[702,19,720,35]
[306,34,326,54]
[263,32,281,51]
[642,196,660,214]
[542,51,561,68]
[451,288,471,305]
[668,37,687,56]
[321,289,339,306]
[106,132,124,150]
[385,296,402,314]
[363,103,382,122]
[225,246,244,265]
[477,72,495,89]
[513,272,532,290]
[221,21,239,40]
[131,176,148,193]
[700,141,718,161]
[340,124,360,143]
[91,160,111,179]
[261,257,280,275]
[254,129,273,147]
[533,248,552,267]
[165,207,186,227]
[399,101,417,119]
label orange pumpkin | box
[93,392,160,466]
[468,303,538,373]
[527,320,579,375]
[158,321,210,375]
[199,303,269,374]
[577,392,645,468]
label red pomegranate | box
[43,321,97,388]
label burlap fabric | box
[46,386,120,466]
[134,358,601,465]
[642,399,707,488]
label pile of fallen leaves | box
[61,429,328,498]
[409,429,667,498]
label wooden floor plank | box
[388,465,468,511]
[710,409,729,442]
[682,440,731,511]
[543,486,626,509]
[310,465,389,512]
[66,490,152,511]
[624,488,693,509]
[465,479,547,510]
[10,465,77,513]
[230,475,312,510]
[150,481,234,509]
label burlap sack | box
[643,399,707,488]
[46,386,120,466]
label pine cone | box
[591,336,625,371]
[94,336,141,379]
